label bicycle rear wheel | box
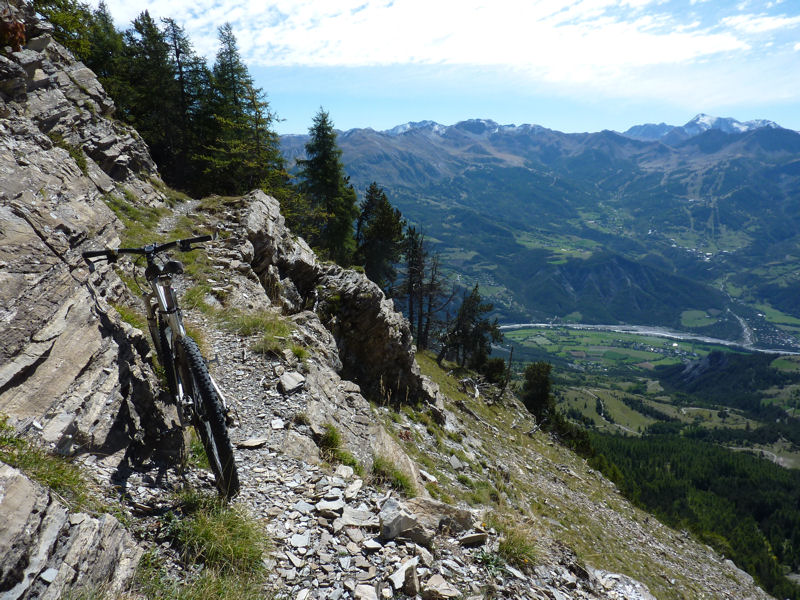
[176,335,239,499]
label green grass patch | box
[187,430,210,471]
[148,178,192,207]
[318,424,364,475]
[219,310,291,355]
[486,513,538,571]
[290,344,309,361]
[0,415,95,511]
[110,302,147,331]
[103,192,167,248]
[371,456,415,497]
[756,304,800,326]
[681,310,716,328]
[772,356,800,373]
[183,285,215,314]
[47,131,87,174]
[169,489,266,573]
[136,488,269,600]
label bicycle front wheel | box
[177,335,240,499]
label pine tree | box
[355,183,406,291]
[436,284,502,367]
[520,362,554,422]
[120,12,180,170]
[297,109,358,265]
[403,227,426,338]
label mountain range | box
[281,115,800,349]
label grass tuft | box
[486,513,538,571]
[170,489,267,574]
[219,310,291,355]
[0,415,95,510]
[47,131,88,174]
[371,455,416,497]
[318,424,364,475]
[103,192,167,248]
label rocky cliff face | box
[0,2,170,596]
[243,189,429,404]
[0,0,168,454]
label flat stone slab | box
[236,437,269,448]
[278,371,305,393]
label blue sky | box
[94,0,800,135]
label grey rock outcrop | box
[1,2,171,596]
[1,0,168,452]
[0,464,141,599]
[243,189,428,404]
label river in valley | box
[499,322,799,355]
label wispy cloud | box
[94,0,800,111]
[721,13,800,33]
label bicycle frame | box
[141,268,230,414]
[81,235,229,414]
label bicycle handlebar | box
[81,234,213,271]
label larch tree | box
[121,11,179,171]
[197,23,284,195]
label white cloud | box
[92,0,799,107]
[722,13,800,33]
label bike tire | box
[158,319,178,401]
[176,335,240,499]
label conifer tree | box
[403,227,426,338]
[520,362,554,422]
[436,284,502,367]
[32,0,92,57]
[83,1,126,96]
[297,109,358,265]
[355,183,406,291]
[120,12,179,170]
[196,23,284,195]
[161,17,213,185]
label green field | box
[503,326,723,373]
[680,309,718,328]
[504,325,800,469]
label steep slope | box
[0,2,169,596]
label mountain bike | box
[83,235,240,499]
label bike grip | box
[82,250,111,258]
[185,234,213,244]
[178,234,212,251]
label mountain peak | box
[689,113,780,132]
[623,114,781,143]
[383,120,445,136]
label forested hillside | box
[282,120,800,349]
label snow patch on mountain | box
[384,120,446,136]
